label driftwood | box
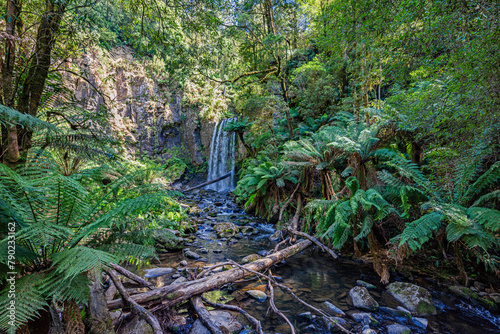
[107,270,163,334]
[191,296,224,334]
[108,239,312,310]
[286,228,338,259]
[109,263,155,290]
[184,172,231,192]
[201,296,264,334]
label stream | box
[139,190,500,334]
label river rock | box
[324,301,345,316]
[349,286,379,310]
[387,324,411,334]
[180,260,188,266]
[188,311,242,334]
[357,280,376,290]
[172,276,186,284]
[351,312,379,326]
[213,249,222,254]
[380,306,411,318]
[412,317,428,329]
[387,282,436,315]
[299,312,316,320]
[214,222,239,238]
[144,267,174,278]
[362,329,377,334]
[121,316,153,334]
[152,229,182,251]
[246,290,267,302]
[241,254,261,264]
[199,248,209,254]
[240,226,258,235]
[184,250,201,260]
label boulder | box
[387,282,436,316]
[349,286,379,311]
[240,226,258,235]
[387,324,411,334]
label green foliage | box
[308,177,394,250]
[0,152,185,331]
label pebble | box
[180,260,188,266]
[213,249,222,254]
[199,248,209,254]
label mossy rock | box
[214,222,238,238]
[449,286,497,309]
[349,286,379,311]
[387,282,436,316]
[152,229,182,251]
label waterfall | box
[206,118,237,191]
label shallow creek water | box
[139,191,500,334]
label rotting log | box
[108,239,312,310]
[184,172,232,192]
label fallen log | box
[184,172,231,192]
[109,263,155,290]
[108,239,312,310]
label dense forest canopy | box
[1,0,500,332]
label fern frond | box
[463,161,500,204]
[399,212,443,250]
[467,207,500,231]
[51,246,116,280]
[0,274,48,332]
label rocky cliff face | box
[65,47,218,166]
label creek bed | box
[140,190,500,334]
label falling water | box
[206,118,237,191]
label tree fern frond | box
[355,216,373,242]
[472,190,500,207]
[0,104,58,132]
[51,247,116,280]
[0,275,48,332]
[467,207,500,231]
[463,161,500,204]
[98,243,157,262]
[399,212,443,250]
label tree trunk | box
[107,239,312,310]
